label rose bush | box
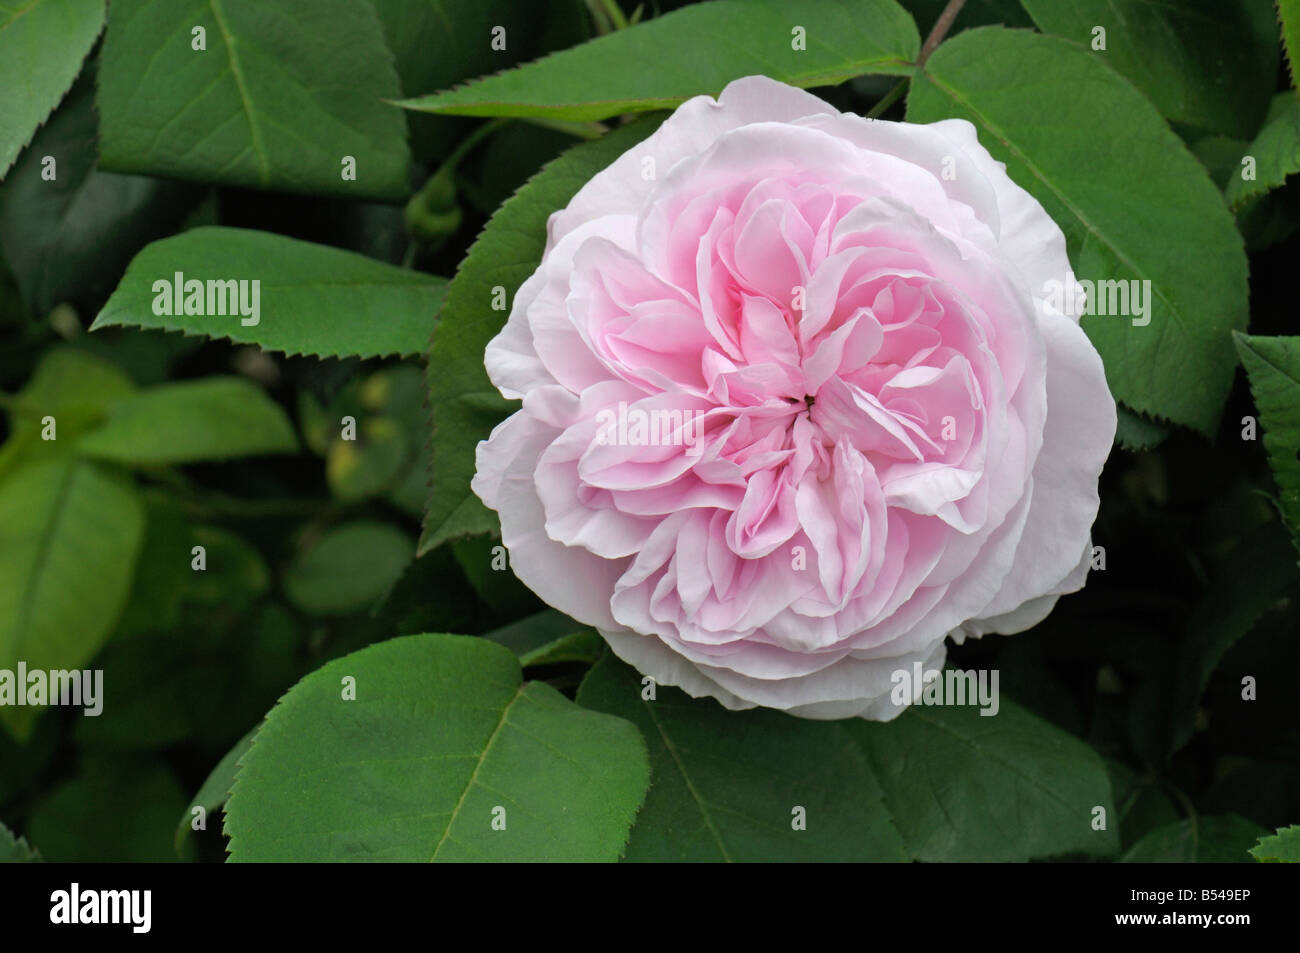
[472,76,1116,720]
[9,0,1297,867]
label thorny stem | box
[919,0,969,67]
[866,0,969,120]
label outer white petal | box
[925,118,1082,319]
[482,267,554,400]
[599,623,948,721]
[472,413,629,630]
[797,112,1004,249]
[971,313,1115,624]
[548,76,838,248]
[484,215,637,399]
[598,624,757,711]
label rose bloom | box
[472,76,1115,719]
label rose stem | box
[866,0,969,120]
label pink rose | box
[472,76,1115,720]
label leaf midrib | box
[429,683,525,861]
[642,698,734,862]
[0,0,41,38]
[207,0,269,185]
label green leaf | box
[0,0,104,177]
[283,520,413,617]
[76,376,297,465]
[175,727,257,854]
[517,629,603,668]
[1020,0,1278,138]
[1189,132,1253,190]
[0,458,144,740]
[478,600,603,668]
[1187,126,1300,252]
[1250,824,1300,862]
[92,227,447,360]
[95,0,410,199]
[908,27,1249,435]
[0,69,203,316]
[1281,0,1300,92]
[1114,405,1171,451]
[0,821,40,863]
[371,547,482,636]
[1235,333,1300,554]
[419,118,660,553]
[0,345,135,479]
[371,0,554,162]
[900,0,1030,34]
[451,535,541,617]
[1120,815,1266,862]
[224,633,650,861]
[481,608,589,656]
[1238,183,1300,252]
[1225,94,1300,209]
[397,0,919,120]
[848,696,1120,861]
[5,345,135,422]
[576,655,908,862]
[372,0,545,101]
